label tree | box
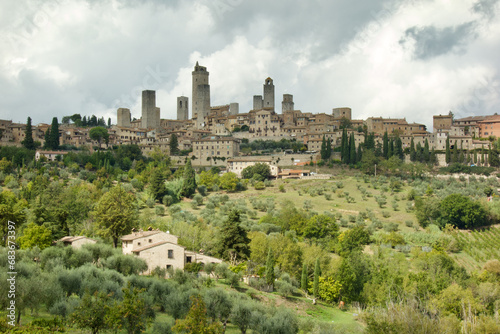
[93,185,138,247]
[301,263,308,292]
[336,226,371,257]
[440,194,487,229]
[452,140,458,163]
[349,133,356,164]
[89,127,109,150]
[17,223,52,250]
[326,138,332,160]
[22,117,35,150]
[423,138,430,162]
[170,134,179,155]
[230,300,253,334]
[445,136,450,163]
[44,127,51,149]
[219,172,239,192]
[204,288,232,332]
[302,214,339,240]
[313,258,320,298]
[107,117,111,128]
[341,129,348,163]
[409,137,416,162]
[70,291,112,334]
[215,210,250,263]
[181,159,197,198]
[172,295,223,334]
[265,248,276,290]
[0,190,28,241]
[394,136,403,160]
[111,284,154,334]
[49,117,60,150]
[383,132,389,159]
[149,168,167,201]
[241,163,271,180]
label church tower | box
[192,62,211,127]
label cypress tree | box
[49,117,59,150]
[349,133,356,164]
[265,248,275,290]
[423,139,430,162]
[410,137,416,162]
[313,258,320,298]
[388,138,394,158]
[150,168,167,201]
[395,136,403,160]
[474,150,477,164]
[445,136,451,164]
[357,144,362,162]
[170,134,179,155]
[416,143,422,162]
[452,140,458,163]
[22,117,35,150]
[320,135,327,160]
[107,117,111,128]
[430,148,436,165]
[341,129,348,163]
[383,132,389,158]
[82,116,87,127]
[181,159,197,198]
[301,263,308,292]
[44,127,51,149]
[326,138,332,160]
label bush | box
[162,195,174,207]
[279,184,285,193]
[155,206,165,216]
[254,181,265,190]
[198,185,208,196]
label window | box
[186,256,192,263]
[168,250,173,259]
[137,242,141,246]
[149,239,152,243]
[166,265,172,270]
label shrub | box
[155,206,165,216]
[279,184,286,193]
[162,195,174,207]
[254,181,265,190]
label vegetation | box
[1,143,500,334]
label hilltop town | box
[1,62,498,168]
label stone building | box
[59,236,96,249]
[253,78,275,111]
[282,94,294,113]
[177,96,189,121]
[121,230,222,274]
[117,108,131,127]
[191,136,240,162]
[226,157,280,178]
[141,90,160,129]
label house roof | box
[59,236,93,243]
[121,230,163,241]
[132,241,184,253]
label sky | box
[1,0,499,129]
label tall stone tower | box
[253,95,263,110]
[282,94,294,113]
[229,102,239,115]
[263,77,275,110]
[141,90,160,129]
[117,108,131,127]
[192,62,211,127]
[177,96,189,120]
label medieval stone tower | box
[177,96,189,121]
[282,94,294,113]
[117,108,131,127]
[192,62,211,127]
[263,77,275,110]
[141,90,160,129]
[253,78,275,111]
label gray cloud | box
[472,0,499,19]
[400,22,477,60]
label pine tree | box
[445,136,451,164]
[409,137,416,162]
[383,132,389,158]
[301,263,308,292]
[349,133,356,164]
[313,258,320,298]
[22,117,35,150]
[265,248,275,290]
[181,159,197,198]
[49,117,59,150]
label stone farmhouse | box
[121,230,222,275]
[58,236,97,249]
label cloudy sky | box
[1,0,499,129]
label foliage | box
[440,194,487,229]
[70,291,112,334]
[219,172,239,192]
[17,223,52,250]
[89,127,110,147]
[181,159,197,198]
[265,248,275,289]
[22,117,35,150]
[93,185,138,247]
[241,163,271,180]
[215,210,250,263]
[172,295,223,334]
